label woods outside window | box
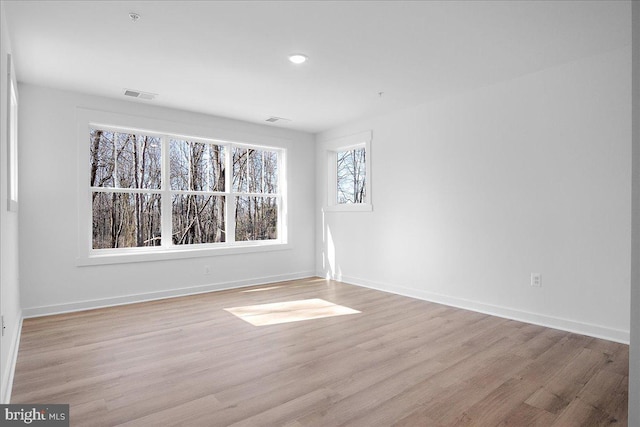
[336,147,366,204]
[78,109,287,265]
[7,54,18,212]
[325,131,372,212]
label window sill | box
[76,241,291,266]
[323,204,373,213]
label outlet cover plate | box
[531,273,542,287]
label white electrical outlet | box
[531,273,542,287]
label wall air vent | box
[266,116,291,123]
[123,89,157,100]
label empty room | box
[1,1,638,426]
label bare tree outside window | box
[336,147,366,204]
[170,139,226,244]
[172,194,226,244]
[233,147,279,241]
[90,129,162,249]
[235,196,278,241]
[89,127,283,252]
[92,192,161,249]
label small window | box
[336,147,366,204]
[325,131,372,212]
[7,54,18,212]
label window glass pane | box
[337,147,366,204]
[264,150,278,194]
[116,133,162,189]
[172,194,226,244]
[233,148,279,194]
[92,192,161,249]
[248,149,263,193]
[90,130,161,189]
[9,81,18,202]
[235,196,278,241]
[206,144,226,192]
[233,147,248,192]
[170,139,189,190]
[90,129,115,188]
[170,139,225,191]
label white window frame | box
[324,131,372,212]
[77,108,289,266]
[6,54,18,212]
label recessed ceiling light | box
[266,116,292,123]
[288,54,308,64]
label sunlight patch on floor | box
[224,298,361,326]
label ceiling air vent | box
[266,116,291,123]
[124,89,157,100]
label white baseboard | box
[1,311,23,404]
[21,269,630,342]
[320,272,629,344]
[22,271,315,318]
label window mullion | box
[261,152,265,193]
[246,148,250,193]
[226,144,235,243]
[227,194,236,243]
[278,150,284,242]
[187,141,192,191]
[161,135,172,247]
[114,132,118,189]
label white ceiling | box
[3,0,631,133]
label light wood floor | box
[11,278,628,426]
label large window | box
[87,126,284,255]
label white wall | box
[629,1,639,422]
[0,2,23,403]
[317,47,632,343]
[18,84,316,315]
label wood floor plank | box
[227,388,339,427]
[575,369,628,425]
[118,395,221,427]
[10,277,629,426]
[550,398,611,426]
[525,386,569,415]
[496,403,557,427]
[451,377,541,426]
[527,347,610,415]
